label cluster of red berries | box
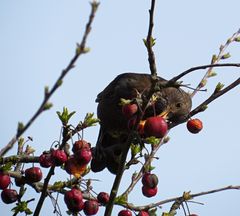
[39,139,92,177]
[118,209,149,216]
[64,188,110,215]
[122,103,203,135]
[122,103,168,138]
[0,172,18,204]
[0,165,44,205]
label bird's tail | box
[91,128,127,174]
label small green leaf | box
[57,107,76,125]
[115,194,128,205]
[130,143,141,156]
[0,162,13,172]
[82,113,100,127]
[145,136,160,145]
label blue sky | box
[1,1,240,215]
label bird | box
[90,73,192,174]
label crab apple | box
[142,173,158,188]
[1,189,18,204]
[118,209,132,216]
[25,167,42,183]
[51,149,68,166]
[74,148,92,165]
[64,188,83,212]
[187,118,203,134]
[0,173,11,190]
[72,140,91,153]
[144,116,168,138]
[39,152,53,168]
[137,211,149,216]
[142,185,158,198]
[122,103,138,119]
[83,200,99,216]
[97,192,110,205]
[65,156,87,178]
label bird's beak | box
[158,108,170,120]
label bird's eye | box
[175,103,182,108]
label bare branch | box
[0,1,99,158]
[170,63,240,83]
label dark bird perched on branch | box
[91,73,192,174]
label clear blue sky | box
[1,1,240,215]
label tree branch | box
[170,63,240,83]
[146,0,157,77]
[0,1,99,158]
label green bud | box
[207,71,217,78]
[214,82,224,93]
[234,37,240,42]
[211,54,218,64]
[221,52,231,59]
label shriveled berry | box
[97,192,110,205]
[83,200,99,216]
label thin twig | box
[190,77,240,117]
[191,29,240,97]
[0,1,99,158]
[146,0,157,77]
[118,185,240,211]
[32,3,99,216]
[170,63,240,83]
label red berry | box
[1,189,18,204]
[142,173,158,188]
[72,140,91,153]
[83,200,99,216]
[25,167,42,183]
[64,188,83,212]
[39,152,53,168]
[144,116,168,138]
[74,148,92,165]
[187,118,203,134]
[64,156,86,177]
[189,214,199,216]
[0,173,11,190]
[137,211,149,216]
[97,192,110,205]
[51,149,68,166]
[122,104,138,119]
[142,185,158,198]
[118,209,132,216]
